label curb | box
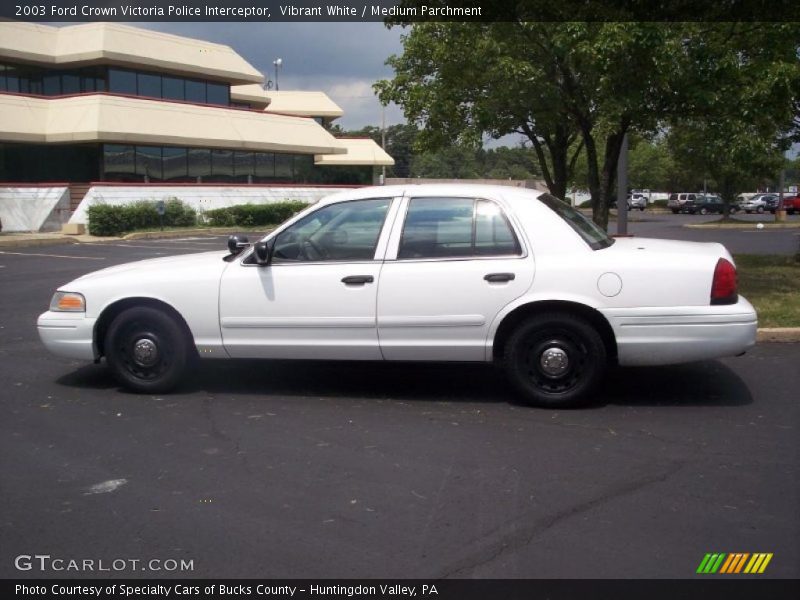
[685,222,800,230]
[122,227,270,241]
[0,237,77,249]
[0,228,271,248]
[757,328,800,343]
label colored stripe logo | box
[697,553,773,574]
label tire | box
[503,313,607,408]
[639,207,645,212]
[104,306,191,393]
[756,206,764,214]
[700,207,708,215]
[671,209,679,214]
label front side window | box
[398,197,521,259]
[272,198,391,263]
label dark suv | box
[679,194,725,215]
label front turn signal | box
[50,291,86,312]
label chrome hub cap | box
[539,347,569,376]
[132,338,159,367]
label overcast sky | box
[138,22,407,130]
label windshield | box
[537,194,614,250]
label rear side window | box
[537,193,614,250]
[398,197,521,259]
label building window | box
[137,72,161,99]
[163,147,188,181]
[211,149,234,181]
[255,152,275,180]
[42,73,60,96]
[108,68,137,95]
[1,62,235,108]
[61,73,81,95]
[4,65,21,93]
[185,79,206,104]
[206,82,229,106]
[162,76,184,101]
[103,144,137,180]
[187,148,211,180]
[234,151,254,182]
[135,146,163,181]
[274,154,293,181]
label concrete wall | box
[0,186,69,232]
[68,185,358,226]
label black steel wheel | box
[504,313,607,407]
[104,306,190,393]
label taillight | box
[710,258,738,305]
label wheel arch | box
[94,297,196,358]
[491,300,618,363]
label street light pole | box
[273,58,282,91]
[616,133,629,236]
[380,104,386,185]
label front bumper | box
[37,311,97,361]
[601,296,758,367]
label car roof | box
[315,183,548,206]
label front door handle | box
[341,275,374,285]
[484,272,515,283]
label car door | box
[377,195,535,362]
[219,197,398,360]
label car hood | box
[68,251,230,285]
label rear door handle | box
[341,275,374,285]
[484,272,515,283]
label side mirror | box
[253,240,273,266]
[227,235,250,255]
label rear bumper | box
[601,297,758,366]
[37,311,97,361]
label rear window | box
[537,194,614,250]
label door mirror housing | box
[227,235,250,256]
[253,240,273,266]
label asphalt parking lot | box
[0,230,798,579]
[608,210,800,255]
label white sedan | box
[38,185,757,407]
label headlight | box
[50,291,86,312]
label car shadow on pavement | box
[56,357,753,408]
[186,359,514,404]
[594,360,753,408]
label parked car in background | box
[37,184,757,408]
[627,193,647,211]
[679,194,725,215]
[667,192,699,214]
[735,193,776,214]
[769,195,800,214]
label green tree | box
[376,19,799,229]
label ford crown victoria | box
[38,185,757,407]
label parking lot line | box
[0,251,105,260]
[82,243,219,250]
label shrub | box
[204,201,309,227]
[87,198,197,236]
